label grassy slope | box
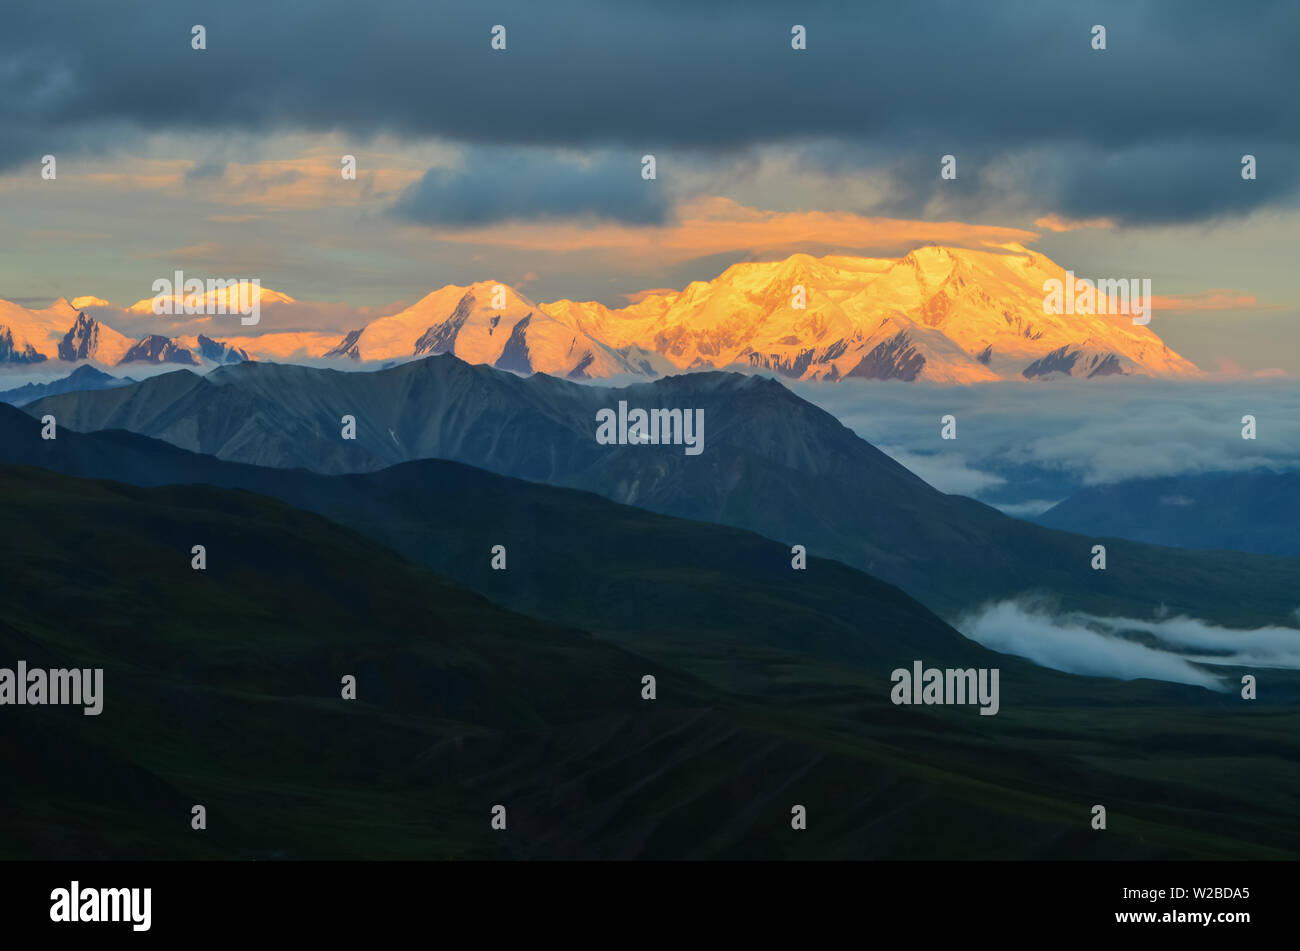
[2,465,1299,859]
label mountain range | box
[1037,469,1300,557]
[0,297,253,369]
[0,401,1016,681]
[23,354,1298,628]
[0,245,1201,381]
[0,364,135,407]
[5,406,1300,859]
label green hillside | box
[3,464,1299,859]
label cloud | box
[877,446,1007,497]
[1054,144,1299,226]
[792,378,1300,500]
[1034,214,1115,233]
[142,242,226,260]
[3,0,1298,225]
[0,151,426,211]
[1152,290,1280,313]
[956,599,1300,688]
[391,150,669,226]
[185,160,227,183]
[429,194,1041,262]
[992,499,1061,517]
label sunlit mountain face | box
[539,245,1200,382]
[0,245,1200,381]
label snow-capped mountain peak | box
[325,281,652,379]
[533,246,1200,382]
[58,311,134,364]
[126,283,295,315]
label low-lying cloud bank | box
[955,598,1300,690]
[793,379,1300,503]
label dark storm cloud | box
[2,0,1297,223]
[391,150,669,226]
[1055,145,1295,225]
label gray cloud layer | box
[793,379,1300,504]
[2,0,1297,224]
[391,150,669,226]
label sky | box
[1,0,1298,371]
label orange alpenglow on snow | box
[537,246,1203,382]
[0,248,1206,380]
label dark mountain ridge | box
[25,355,1300,626]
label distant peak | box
[70,295,112,309]
[66,363,113,380]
